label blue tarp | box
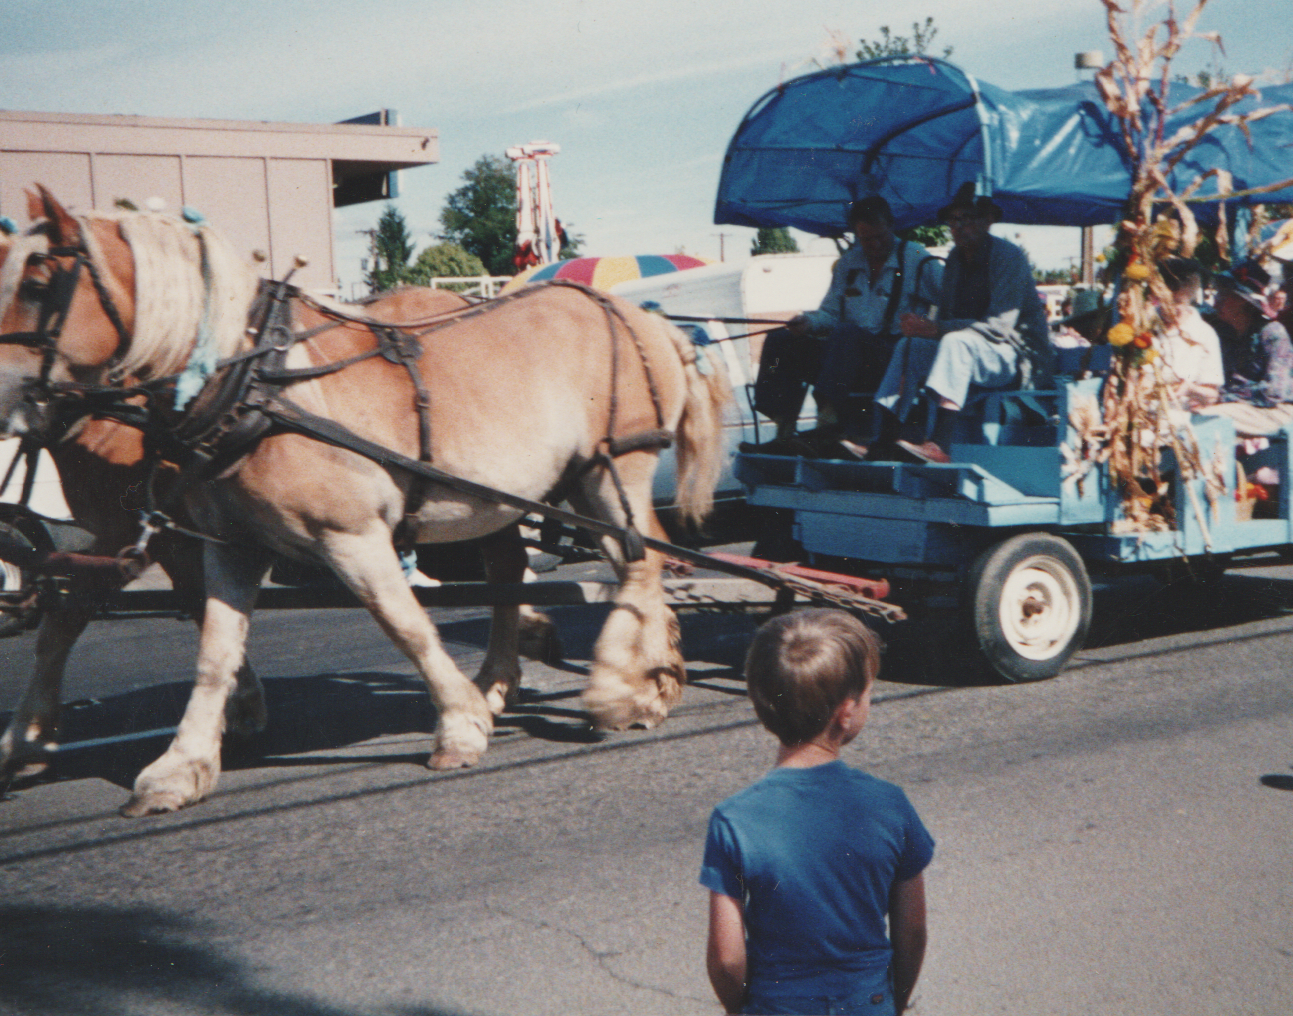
[714,57,1293,236]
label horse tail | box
[661,319,732,526]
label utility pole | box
[357,228,378,292]
[712,232,729,262]
[1074,51,1103,289]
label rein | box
[0,237,133,389]
[17,271,677,563]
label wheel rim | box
[997,555,1081,662]
[0,560,22,591]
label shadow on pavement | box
[2,665,610,794]
[872,569,1293,689]
[12,569,1286,793]
[0,904,471,1016]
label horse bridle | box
[0,231,133,390]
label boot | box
[896,407,957,464]
[740,416,799,454]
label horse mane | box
[95,211,258,381]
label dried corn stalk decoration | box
[1091,0,1291,539]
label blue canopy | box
[714,57,1293,236]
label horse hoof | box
[582,687,670,732]
[429,713,489,770]
[120,790,187,817]
[0,739,57,790]
[427,748,477,770]
[484,686,510,716]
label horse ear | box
[32,185,80,245]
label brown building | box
[0,109,438,291]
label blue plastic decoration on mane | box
[174,209,219,410]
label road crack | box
[482,900,708,1004]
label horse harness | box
[1,228,675,562]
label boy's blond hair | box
[744,609,882,746]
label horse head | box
[0,186,256,437]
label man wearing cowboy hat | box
[871,182,1052,463]
[745,195,942,455]
[1194,259,1293,435]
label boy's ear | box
[833,689,870,734]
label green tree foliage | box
[899,224,951,248]
[409,243,487,291]
[856,17,951,61]
[439,154,584,276]
[366,204,416,292]
[1034,266,1078,284]
[750,226,800,255]
[557,226,584,262]
[440,155,517,276]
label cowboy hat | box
[937,181,1002,223]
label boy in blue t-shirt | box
[700,610,933,1015]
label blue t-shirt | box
[699,760,934,997]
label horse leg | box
[474,526,563,712]
[122,542,268,816]
[157,536,267,738]
[473,526,525,714]
[0,596,98,784]
[518,600,563,666]
[573,456,686,731]
[319,524,493,769]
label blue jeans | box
[743,968,895,1015]
[876,330,1018,420]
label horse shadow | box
[0,903,471,1016]
[4,604,759,794]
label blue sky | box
[2,0,1289,292]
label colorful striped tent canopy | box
[500,254,712,294]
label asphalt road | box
[1,556,1291,1015]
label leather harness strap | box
[11,257,678,563]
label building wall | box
[0,111,437,292]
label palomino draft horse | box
[0,262,485,792]
[0,189,729,815]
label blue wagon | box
[735,350,1291,681]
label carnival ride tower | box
[507,141,562,269]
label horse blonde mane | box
[85,210,257,380]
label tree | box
[899,223,951,248]
[856,17,952,61]
[750,227,799,255]
[439,155,517,276]
[409,242,487,290]
[365,204,416,293]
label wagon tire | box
[965,533,1091,682]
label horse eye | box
[18,277,49,302]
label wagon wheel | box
[0,522,36,638]
[964,533,1092,682]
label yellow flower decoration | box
[1107,322,1136,346]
